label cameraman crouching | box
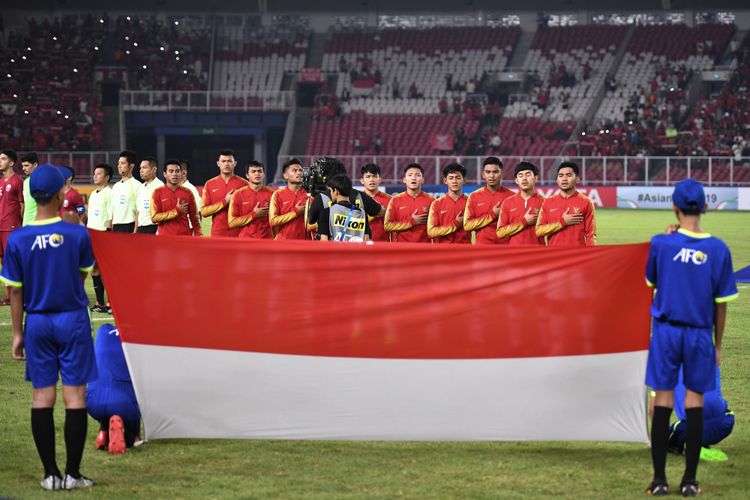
[317,175,370,242]
[306,157,384,236]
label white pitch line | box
[0,317,113,327]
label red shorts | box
[0,231,11,259]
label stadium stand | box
[0,15,105,150]
[113,15,211,91]
[505,25,627,122]
[589,23,734,158]
[212,26,308,94]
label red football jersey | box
[200,175,248,237]
[367,190,391,242]
[536,191,597,246]
[151,185,201,236]
[463,186,514,244]
[228,185,274,239]
[383,191,434,243]
[269,186,309,240]
[497,192,545,245]
[0,173,24,231]
[427,193,470,244]
[59,188,86,219]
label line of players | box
[1,149,597,249]
[207,154,597,246]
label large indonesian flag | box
[91,232,651,443]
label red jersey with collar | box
[497,192,545,245]
[383,191,434,243]
[151,185,202,236]
[228,185,274,239]
[0,173,24,231]
[59,188,85,219]
[200,175,248,237]
[427,193,470,244]
[536,191,596,246]
[367,190,391,242]
[463,186,514,244]
[269,186,309,240]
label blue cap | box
[672,179,706,212]
[58,166,73,180]
[29,164,65,201]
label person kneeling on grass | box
[86,323,142,454]
[669,367,734,461]
[1,165,97,490]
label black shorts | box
[112,223,135,233]
[136,225,158,234]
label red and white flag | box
[430,132,454,151]
[91,232,652,442]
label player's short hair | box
[94,163,113,179]
[482,156,502,169]
[326,174,352,197]
[164,158,182,170]
[21,152,38,164]
[0,149,17,162]
[283,158,301,173]
[218,149,236,160]
[443,162,467,178]
[180,159,191,172]
[515,161,539,177]
[247,160,264,172]
[404,163,423,175]
[360,163,381,177]
[119,149,137,166]
[61,165,75,181]
[557,161,579,176]
[141,156,158,168]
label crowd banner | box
[617,186,739,210]
[90,232,652,443]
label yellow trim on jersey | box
[645,278,655,288]
[0,275,22,287]
[28,217,62,226]
[80,265,95,273]
[678,228,711,239]
[715,293,739,303]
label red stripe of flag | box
[91,232,652,359]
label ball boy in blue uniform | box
[1,166,97,490]
[645,179,738,497]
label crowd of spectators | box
[1,15,106,150]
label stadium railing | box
[279,155,750,186]
[120,91,295,112]
[14,151,122,182]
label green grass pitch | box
[0,209,748,498]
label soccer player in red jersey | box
[536,162,596,246]
[150,159,201,236]
[427,163,470,244]
[463,157,514,244]
[384,163,434,243]
[359,163,390,242]
[200,149,248,237]
[0,150,24,305]
[497,161,545,245]
[269,159,308,240]
[228,160,273,239]
[58,167,86,225]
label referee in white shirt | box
[111,150,140,233]
[135,157,164,234]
